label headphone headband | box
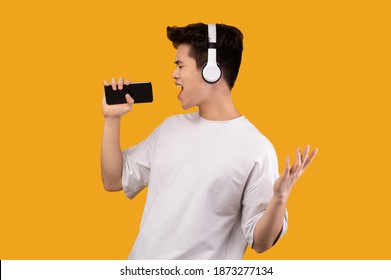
[208,24,217,44]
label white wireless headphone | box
[201,24,222,83]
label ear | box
[201,49,221,83]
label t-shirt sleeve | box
[241,143,288,248]
[121,125,161,199]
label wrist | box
[104,116,121,124]
[272,192,290,204]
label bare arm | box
[100,77,134,191]
[252,145,318,253]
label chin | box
[181,103,192,110]
[180,101,195,110]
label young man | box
[101,23,317,259]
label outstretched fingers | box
[303,148,318,170]
[290,147,302,174]
[301,145,310,165]
[281,155,291,178]
[286,146,318,176]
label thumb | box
[125,94,134,105]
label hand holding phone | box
[104,82,153,105]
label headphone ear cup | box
[202,62,222,83]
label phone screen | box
[104,82,153,104]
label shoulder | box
[236,119,278,162]
[240,119,275,149]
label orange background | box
[1,0,390,259]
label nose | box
[172,67,179,79]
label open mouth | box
[176,83,183,93]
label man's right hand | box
[102,77,134,119]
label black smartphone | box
[104,82,153,104]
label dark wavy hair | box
[167,23,243,89]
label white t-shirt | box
[122,112,288,259]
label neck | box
[198,89,241,121]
